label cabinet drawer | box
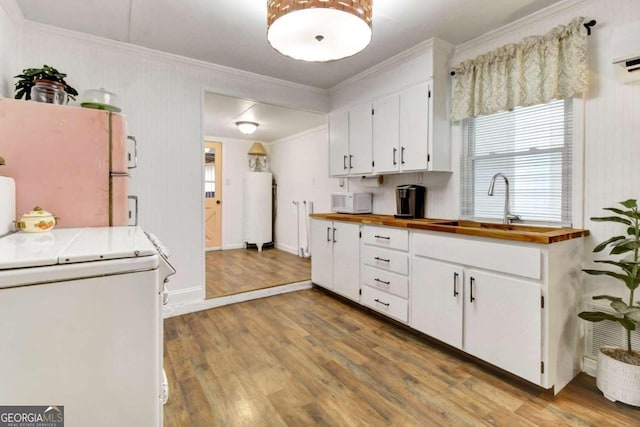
[412,231,541,280]
[362,246,409,275]
[362,226,409,251]
[361,286,408,323]
[361,266,409,298]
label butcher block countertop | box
[309,213,589,244]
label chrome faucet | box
[488,173,520,224]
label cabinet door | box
[463,269,542,384]
[400,82,430,172]
[411,257,463,348]
[329,111,349,177]
[310,219,333,289]
[348,103,373,175]
[332,222,361,301]
[372,95,400,174]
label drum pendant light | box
[267,0,373,62]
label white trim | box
[163,281,312,318]
[453,0,596,62]
[583,356,597,377]
[22,20,328,97]
[572,95,586,229]
[268,124,328,146]
[222,243,245,250]
[0,0,24,29]
[275,243,301,256]
[166,286,203,306]
[205,247,221,252]
[330,38,453,92]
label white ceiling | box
[17,0,564,141]
[203,92,326,142]
[17,0,564,89]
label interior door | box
[204,141,222,249]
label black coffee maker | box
[395,185,426,218]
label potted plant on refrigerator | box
[13,65,78,104]
[579,199,640,406]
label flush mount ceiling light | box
[267,0,373,62]
[236,121,259,135]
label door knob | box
[216,200,221,205]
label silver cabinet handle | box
[453,272,459,297]
[374,298,390,307]
[326,227,331,242]
[343,155,348,170]
[332,227,337,243]
[128,195,139,226]
[374,256,390,263]
[349,154,353,169]
[127,136,138,169]
[401,146,406,165]
[374,235,390,240]
[393,147,397,165]
[374,278,390,285]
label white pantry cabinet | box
[310,219,360,301]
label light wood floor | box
[205,249,311,299]
[163,288,640,426]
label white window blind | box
[461,99,573,225]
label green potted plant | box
[579,199,640,406]
[14,65,78,104]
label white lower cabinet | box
[411,257,463,348]
[312,219,584,394]
[361,285,408,322]
[411,230,583,393]
[463,269,542,384]
[310,219,360,301]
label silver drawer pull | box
[374,298,390,307]
[374,235,390,240]
[374,278,390,285]
[374,257,390,263]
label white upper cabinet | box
[399,82,431,172]
[328,111,349,177]
[328,104,373,177]
[329,38,453,177]
[348,103,373,175]
[372,94,400,173]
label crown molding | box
[0,0,24,29]
[453,0,597,60]
[268,124,328,146]
[330,37,453,92]
[22,20,329,97]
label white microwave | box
[331,192,372,214]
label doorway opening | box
[202,91,326,300]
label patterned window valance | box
[450,16,589,121]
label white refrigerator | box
[0,225,174,427]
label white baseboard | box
[583,357,597,377]
[165,286,203,306]
[276,243,299,255]
[163,280,312,318]
[222,243,244,250]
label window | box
[461,99,573,225]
